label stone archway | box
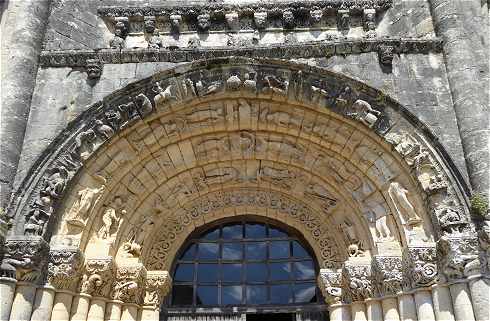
[1,58,485,321]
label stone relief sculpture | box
[98,196,126,240]
[318,270,342,305]
[80,257,114,297]
[65,177,106,229]
[365,206,394,243]
[110,18,128,49]
[388,182,422,225]
[197,14,211,32]
[170,14,182,33]
[347,99,381,128]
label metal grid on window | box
[169,220,321,307]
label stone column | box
[449,282,476,321]
[30,286,55,321]
[397,293,417,321]
[341,259,372,321]
[47,245,84,321]
[0,277,16,321]
[372,256,403,321]
[87,298,107,321]
[329,304,352,321]
[431,284,455,321]
[112,260,147,321]
[142,271,172,321]
[468,275,490,321]
[318,270,346,320]
[104,300,123,321]
[365,299,383,321]
[413,289,436,321]
[0,0,52,208]
[428,0,489,195]
[3,236,49,321]
[69,294,92,321]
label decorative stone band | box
[144,270,172,307]
[47,246,84,291]
[79,256,115,298]
[372,255,403,297]
[39,37,443,68]
[341,260,373,303]
[0,236,49,283]
[402,243,437,291]
[436,234,481,282]
[111,262,147,304]
[318,269,342,306]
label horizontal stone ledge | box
[39,37,443,68]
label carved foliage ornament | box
[402,245,437,290]
[372,256,402,296]
[111,263,147,304]
[436,235,480,282]
[80,257,114,297]
[144,271,172,306]
[48,246,84,290]
[318,269,342,305]
[342,263,373,302]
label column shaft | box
[431,284,455,321]
[381,297,401,321]
[51,291,74,321]
[31,287,55,321]
[449,282,476,321]
[365,300,383,321]
[140,306,159,321]
[398,294,417,321]
[329,305,352,321]
[69,294,91,321]
[413,290,436,321]
[105,301,123,321]
[120,305,139,321]
[9,283,37,321]
[351,302,367,321]
[468,277,490,321]
[87,298,106,321]
[0,279,16,321]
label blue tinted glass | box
[270,241,290,259]
[196,286,218,305]
[292,241,309,258]
[222,286,242,305]
[222,263,242,282]
[174,264,194,282]
[246,285,267,304]
[197,264,219,282]
[294,283,316,303]
[245,223,266,238]
[180,244,196,260]
[293,261,315,280]
[223,224,243,239]
[246,263,267,282]
[270,262,291,281]
[202,228,220,240]
[269,227,288,238]
[245,242,267,260]
[222,243,242,260]
[198,243,219,260]
[271,284,293,304]
[172,285,194,305]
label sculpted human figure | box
[66,177,106,227]
[42,166,69,198]
[388,182,422,225]
[366,210,393,242]
[98,196,126,239]
[348,99,381,128]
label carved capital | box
[48,246,84,290]
[80,257,115,297]
[437,234,480,282]
[372,256,402,296]
[318,269,342,305]
[144,270,172,306]
[0,235,49,283]
[111,262,147,304]
[342,262,373,302]
[402,244,437,290]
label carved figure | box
[195,73,222,96]
[148,31,162,49]
[144,16,156,33]
[98,196,126,239]
[388,182,421,225]
[433,204,467,234]
[170,14,182,33]
[258,166,296,189]
[25,196,53,236]
[363,8,376,37]
[134,93,153,117]
[42,167,69,198]
[282,10,295,29]
[187,37,201,48]
[86,59,102,80]
[378,44,394,66]
[105,109,122,130]
[243,73,257,92]
[153,81,177,104]
[366,210,393,241]
[348,99,381,128]
[75,129,97,160]
[254,11,267,30]
[197,14,210,32]
[66,180,106,227]
[226,12,239,31]
[110,19,128,49]
[226,74,242,91]
[304,184,337,212]
[337,9,350,30]
[310,8,323,24]
[94,120,114,139]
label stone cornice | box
[39,37,442,68]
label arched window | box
[163,218,327,321]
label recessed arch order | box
[5,57,474,311]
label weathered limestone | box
[30,286,55,321]
[431,284,455,321]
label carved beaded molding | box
[4,58,472,281]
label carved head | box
[86,59,102,80]
[225,12,239,31]
[114,19,128,38]
[363,9,376,31]
[310,9,323,24]
[170,14,182,33]
[254,11,267,30]
[144,17,156,33]
[197,14,210,32]
[378,44,394,66]
[337,10,350,30]
[282,10,295,29]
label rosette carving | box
[318,269,342,305]
[79,257,114,297]
[372,256,402,296]
[111,263,147,304]
[402,244,437,290]
[144,270,172,306]
[48,246,83,290]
